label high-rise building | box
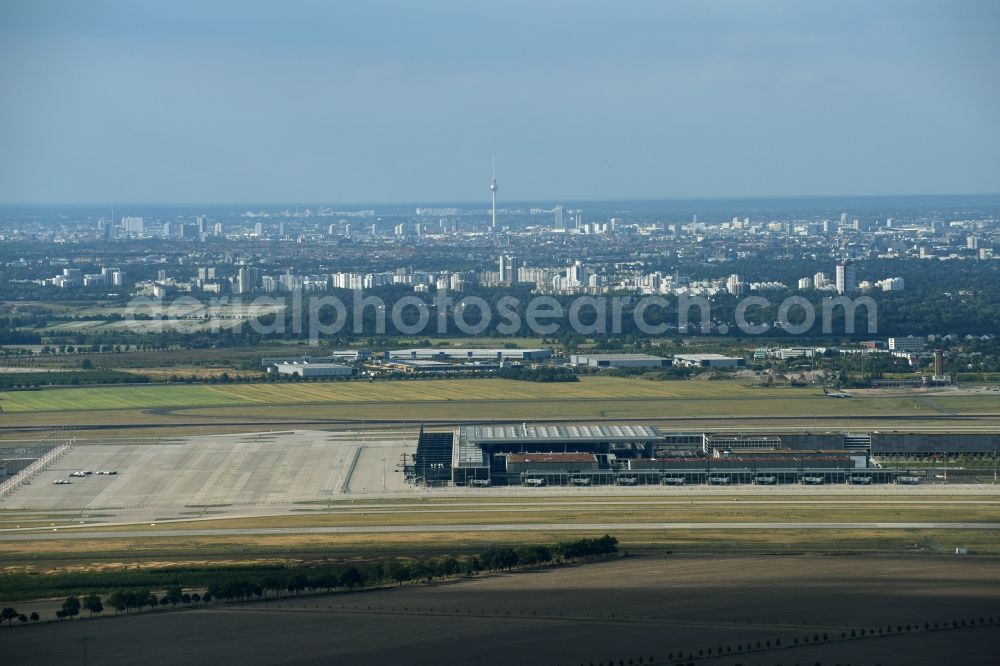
[122,216,144,234]
[499,254,519,285]
[566,260,587,287]
[554,205,564,230]
[835,260,856,295]
[726,274,742,295]
[235,265,259,295]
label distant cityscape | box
[3,191,995,304]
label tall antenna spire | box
[490,154,498,232]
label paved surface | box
[3,521,999,541]
[0,430,413,511]
[2,428,997,529]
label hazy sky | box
[1,0,998,204]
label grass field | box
[2,377,999,438]
[4,376,1000,415]
[4,494,999,571]
[0,377,773,412]
[4,528,1000,574]
[48,498,1000,532]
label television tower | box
[490,155,498,231]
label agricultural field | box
[4,554,998,665]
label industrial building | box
[673,353,746,368]
[388,347,553,361]
[272,361,355,378]
[261,351,369,367]
[405,425,999,487]
[570,353,671,369]
[381,359,500,374]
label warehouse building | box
[262,352,368,367]
[673,353,746,368]
[381,359,500,374]
[569,353,671,369]
[272,361,354,378]
[388,348,553,361]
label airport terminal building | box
[407,425,1000,487]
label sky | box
[1,0,998,204]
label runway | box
[4,521,999,541]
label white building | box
[888,336,926,352]
[673,354,746,368]
[875,277,904,292]
[726,274,742,295]
[835,260,856,294]
[389,348,553,361]
[570,353,671,369]
[122,216,145,234]
[274,362,354,378]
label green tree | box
[107,591,126,614]
[341,567,365,589]
[1,607,18,626]
[82,594,103,618]
[386,560,411,586]
[61,597,81,620]
[29,612,39,622]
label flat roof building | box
[389,347,553,361]
[465,423,664,450]
[382,359,500,374]
[505,453,599,475]
[888,336,926,352]
[273,362,354,378]
[673,353,746,368]
[262,352,368,367]
[570,353,671,369]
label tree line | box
[0,536,618,623]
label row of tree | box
[1,536,619,625]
